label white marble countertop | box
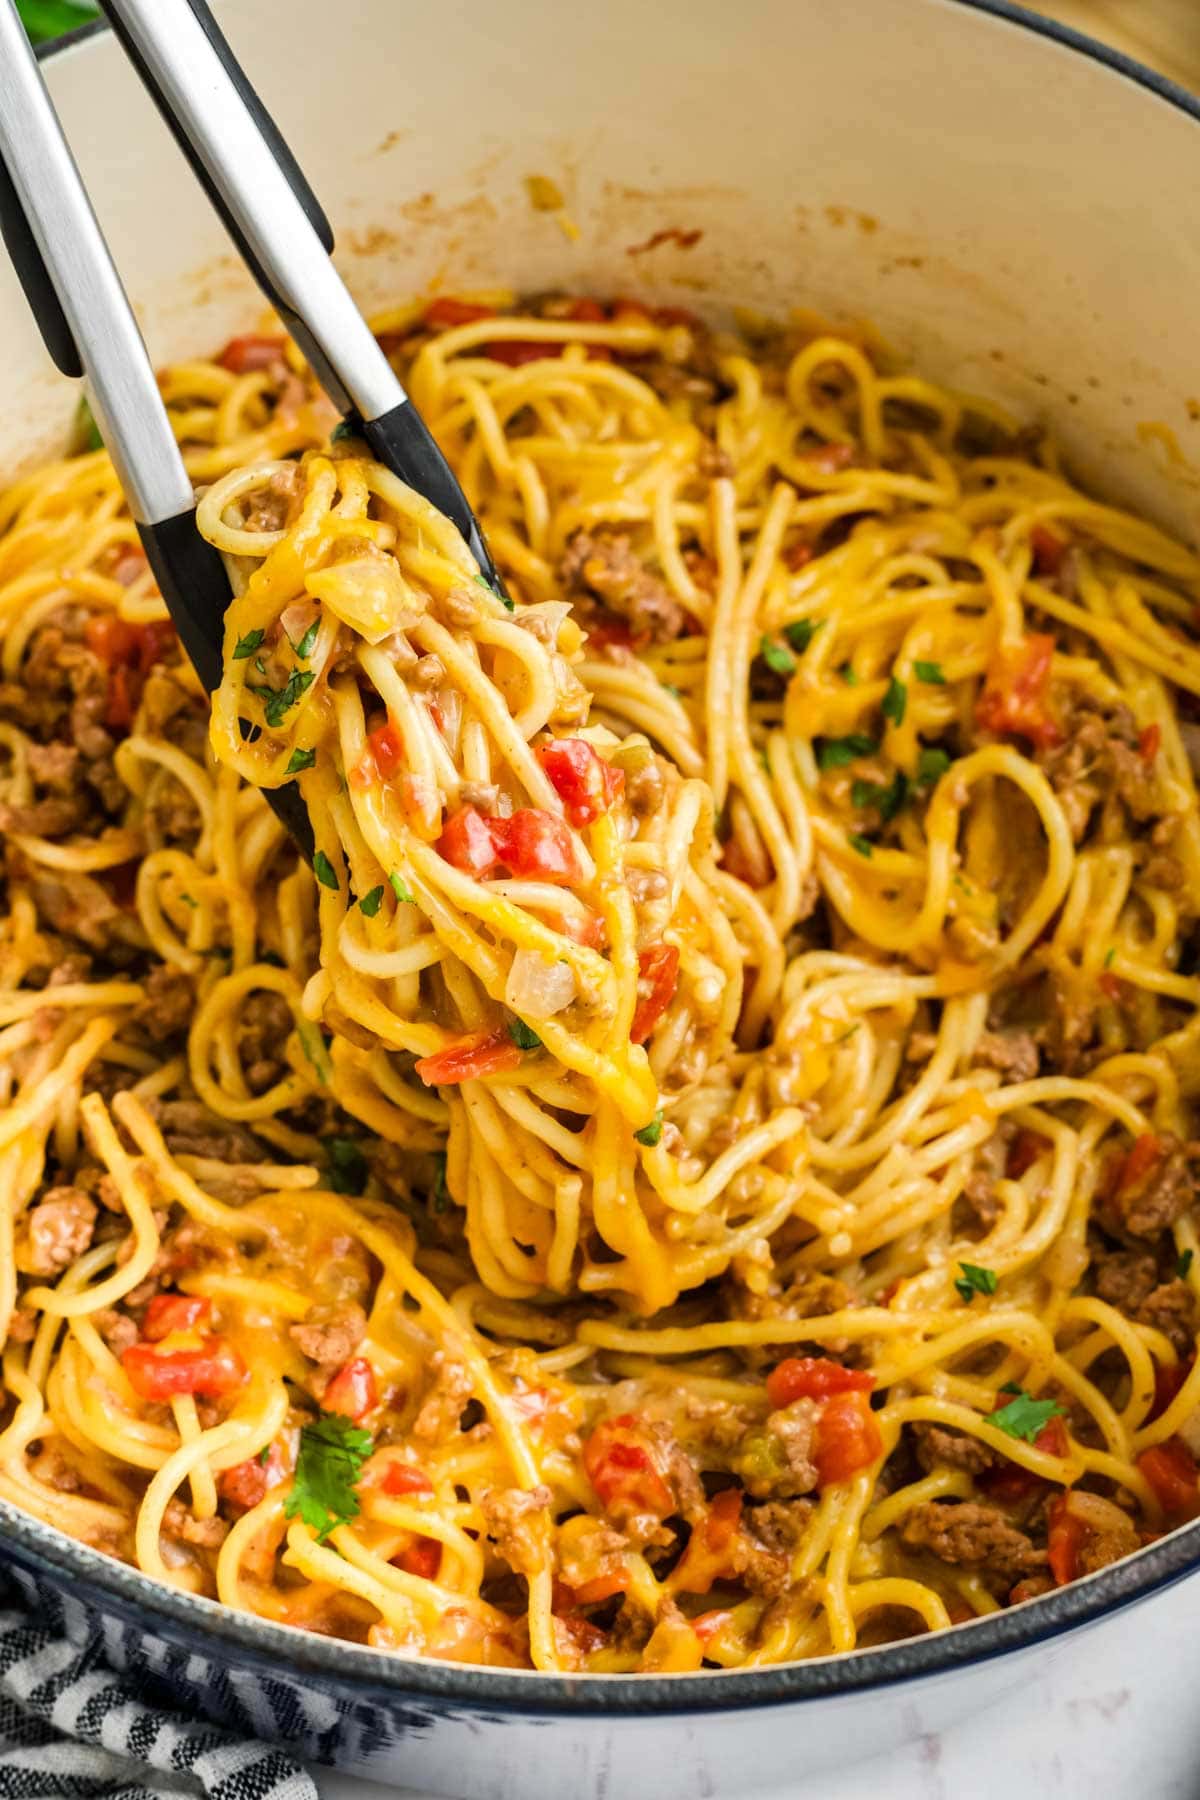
[314,1569,1200,1800]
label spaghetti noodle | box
[0,291,1199,1672]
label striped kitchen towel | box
[0,1595,316,1799]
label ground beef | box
[289,1301,367,1366]
[25,741,80,790]
[1109,1135,1200,1238]
[913,1424,996,1477]
[900,1502,1045,1586]
[480,1484,552,1575]
[145,1099,269,1163]
[972,1030,1039,1082]
[1075,1507,1140,1576]
[1092,1246,1158,1313]
[0,794,85,836]
[162,1499,229,1550]
[560,531,685,642]
[25,869,123,951]
[238,990,293,1092]
[764,1399,820,1498]
[1136,1278,1197,1356]
[1042,705,1160,842]
[961,1169,1002,1228]
[133,965,195,1043]
[740,1498,816,1593]
[557,1519,630,1593]
[17,1189,97,1275]
[412,1354,474,1441]
[92,1307,139,1355]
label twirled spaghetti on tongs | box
[2,295,1200,1672]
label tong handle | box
[0,150,81,377]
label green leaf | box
[982,1389,1065,1444]
[283,1412,375,1541]
[389,871,415,904]
[841,665,860,686]
[286,747,316,775]
[179,893,197,909]
[233,629,265,661]
[954,1262,998,1303]
[916,747,951,786]
[322,1135,369,1197]
[817,734,878,771]
[635,1110,664,1147]
[507,1018,542,1052]
[313,851,338,890]
[882,675,907,728]
[759,635,796,677]
[474,571,514,611]
[296,1018,332,1085]
[359,885,385,918]
[848,834,874,858]
[250,666,315,728]
[431,1152,450,1213]
[914,660,945,685]
[1103,946,1116,969]
[258,1442,272,1466]
[293,620,320,660]
[76,394,103,451]
[784,618,821,654]
[851,771,908,823]
[1178,1248,1194,1279]
[330,419,356,443]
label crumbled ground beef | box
[480,1484,552,1575]
[144,1099,269,1163]
[133,965,195,1043]
[1107,1135,1200,1238]
[912,1424,996,1477]
[238,990,293,1093]
[972,1030,1039,1082]
[16,1189,97,1276]
[900,1501,1045,1587]
[763,1399,820,1498]
[289,1302,367,1367]
[560,531,685,642]
[1041,703,1160,842]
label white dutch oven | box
[2,3,1200,1794]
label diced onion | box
[308,547,425,644]
[504,948,577,1020]
[280,599,319,649]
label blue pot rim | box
[21,0,1200,1719]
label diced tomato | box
[1007,1129,1051,1179]
[583,612,641,652]
[766,1356,875,1409]
[84,614,175,732]
[436,806,505,876]
[813,1390,883,1487]
[1099,972,1123,1001]
[1137,1436,1199,1516]
[498,809,581,883]
[1149,1357,1192,1424]
[141,1294,211,1342]
[553,907,606,950]
[428,697,446,734]
[397,1535,442,1579]
[974,633,1060,749]
[583,1414,673,1519]
[797,441,855,474]
[219,1441,287,1512]
[979,1412,1070,1503]
[425,298,497,328]
[123,1337,247,1402]
[671,1488,743,1595]
[538,738,625,826]
[414,1027,523,1087]
[219,334,286,374]
[654,304,702,329]
[783,540,814,571]
[1030,524,1067,576]
[1047,1492,1084,1585]
[691,1608,733,1647]
[570,1570,629,1605]
[1138,723,1162,763]
[1118,1133,1164,1195]
[382,1463,435,1499]
[564,297,609,322]
[486,340,564,367]
[630,943,681,1044]
[366,720,404,782]
[323,1356,377,1421]
[611,297,653,325]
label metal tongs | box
[0,0,505,852]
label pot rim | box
[15,0,1200,1719]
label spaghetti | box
[0,291,1198,1672]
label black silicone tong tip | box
[0,143,81,376]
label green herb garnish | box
[286,747,316,774]
[293,620,320,660]
[635,1110,664,1147]
[313,851,338,890]
[233,628,265,660]
[759,635,796,677]
[258,1443,272,1466]
[841,665,860,686]
[76,394,103,451]
[983,1388,1065,1443]
[508,1018,542,1052]
[359,885,385,918]
[954,1262,998,1303]
[852,770,909,823]
[250,666,315,728]
[330,419,356,443]
[848,834,874,858]
[882,675,907,728]
[432,1153,450,1213]
[1178,1248,1194,1279]
[784,619,821,654]
[1103,947,1116,969]
[284,1413,374,1541]
[916,747,951,786]
[322,1135,369,1197]
[389,871,415,904]
[474,571,514,611]
[817,734,878,771]
[179,893,197,909]
[914,660,946,684]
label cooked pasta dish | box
[1,292,1199,1672]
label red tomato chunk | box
[538,738,625,826]
[765,1356,874,1409]
[414,1027,523,1087]
[123,1337,247,1401]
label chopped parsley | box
[1178,1248,1194,1279]
[296,1018,332,1085]
[258,1443,272,1466]
[508,1018,542,1052]
[77,396,103,451]
[474,571,515,611]
[1103,946,1116,969]
[635,1110,664,1147]
[982,1388,1065,1443]
[286,747,316,774]
[284,1412,375,1541]
[759,635,796,677]
[293,620,320,659]
[179,893,197,909]
[882,675,907,728]
[330,419,356,442]
[322,1135,369,1197]
[841,664,860,686]
[955,1262,998,1303]
[818,734,878,771]
[852,770,908,823]
[313,851,338,890]
[359,885,385,918]
[432,1153,450,1213]
[784,618,821,654]
[233,628,266,660]
[914,660,946,684]
[848,834,874,858]
[251,666,315,728]
[916,747,951,786]
[389,871,415,904]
